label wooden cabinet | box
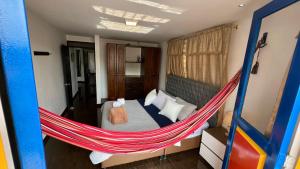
[107,44,160,100]
[143,47,161,96]
[107,43,125,100]
[125,76,144,100]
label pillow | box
[159,99,184,122]
[144,89,157,106]
[152,90,176,110]
[176,97,197,121]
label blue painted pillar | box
[0,0,46,168]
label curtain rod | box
[169,23,238,42]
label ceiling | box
[26,0,253,43]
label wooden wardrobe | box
[107,44,125,100]
[107,43,161,100]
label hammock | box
[40,70,241,154]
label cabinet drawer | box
[200,143,223,169]
[202,130,226,159]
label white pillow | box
[176,97,197,121]
[159,99,184,122]
[152,90,176,110]
[144,89,157,106]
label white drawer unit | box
[199,127,227,169]
[200,143,223,169]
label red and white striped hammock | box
[40,70,241,154]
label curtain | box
[167,24,233,125]
[167,39,186,77]
[167,24,233,87]
[186,25,232,87]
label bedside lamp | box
[222,111,233,136]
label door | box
[61,45,73,108]
[223,1,300,169]
[107,44,125,100]
[143,47,161,95]
[107,43,116,100]
[116,45,125,75]
[116,45,125,98]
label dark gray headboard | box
[166,75,219,126]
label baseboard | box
[43,106,69,145]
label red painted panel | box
[228,130,261,169]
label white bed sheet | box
[90,100,210,165]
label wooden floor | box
[44,84,212,169]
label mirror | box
[125,47,143,76]
[241,2,300,136]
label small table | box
[199,127,228,169]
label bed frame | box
[101,74,219,168]
[102,136,201,168]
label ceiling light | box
[125,19,138,26]
[92,5,170,24]
[97,20,154,34]
[126,0,184,15]
[238,3,245,7]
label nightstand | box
[199,127,227,169]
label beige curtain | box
[167,24,233,87]
[167,24,233,125]
[185,25,232,87]
[167,39,186,77]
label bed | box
[97,75,219,168]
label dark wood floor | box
[44,84,212,169]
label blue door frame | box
[222,0,300,169]
[0,0,299,169]
[0,0,46,169]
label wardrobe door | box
[107,43,116,74]
[143,47,161,96]
[107,43,117,100]
[116,45,125,98]
[117,75,125,98]
[152,48,161,76]
[143,47,152,95]
[116,45,125,75]
[151,48,161,90]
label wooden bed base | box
[101,136,201,168]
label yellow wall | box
[0,134,8,169]
[296,157,300,169]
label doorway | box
[63,42,97,126]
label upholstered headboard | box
[165,74,220,126]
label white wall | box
[158,41,168,90]
[126,47,141,62]
[97,38,159,103]
[27,10,67,115]
[225,1,300,133]
[125,63,141,76]
[94,35,101,103]
[125,47,142,76]
[0,99,15,169]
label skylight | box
[93,5,170,23]
[96,20,154,34]
[126,0,185,14]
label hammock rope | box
[40,70,241,154]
